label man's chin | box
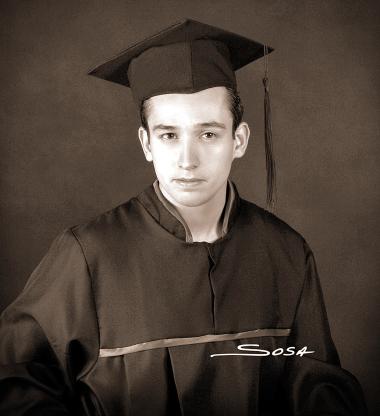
[166,189,211,208]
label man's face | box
[138,86,249,208]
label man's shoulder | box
[238,198,308,254]
[69,195,144,244]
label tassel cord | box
[263,45,277,211]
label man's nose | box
[177,139,199,170]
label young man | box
[0,19,367,415]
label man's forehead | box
[149,86,228,102]
[146,87,233,126]
[147,87,231,112]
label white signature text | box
[210,344,315,358]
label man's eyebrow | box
[152,124,177,131]
[195,122,226,129]
[152,121,227,131]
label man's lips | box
[173,178,205,182]
[172,178,206,187]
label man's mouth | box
[173,178,205,187]
[174,178,204,182]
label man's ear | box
[138,127,153,162]
[232,122,250,159]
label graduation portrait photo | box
[0,1,378,415]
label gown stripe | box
[99,328,291,357]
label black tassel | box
[262,45,277,211]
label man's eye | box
[202,132,217,140]
[160,133,177,140]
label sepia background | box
[1,1,379,414]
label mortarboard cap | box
[89,19,277,210]
[88,18,273,106]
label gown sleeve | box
[279,241,368,415]
[0,229,100,416]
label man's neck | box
[159,183,227,243]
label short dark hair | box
[140,87,244,134]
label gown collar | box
[137,179,240,243]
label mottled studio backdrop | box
[1,1,379,414]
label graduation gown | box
[0,181,367,415]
